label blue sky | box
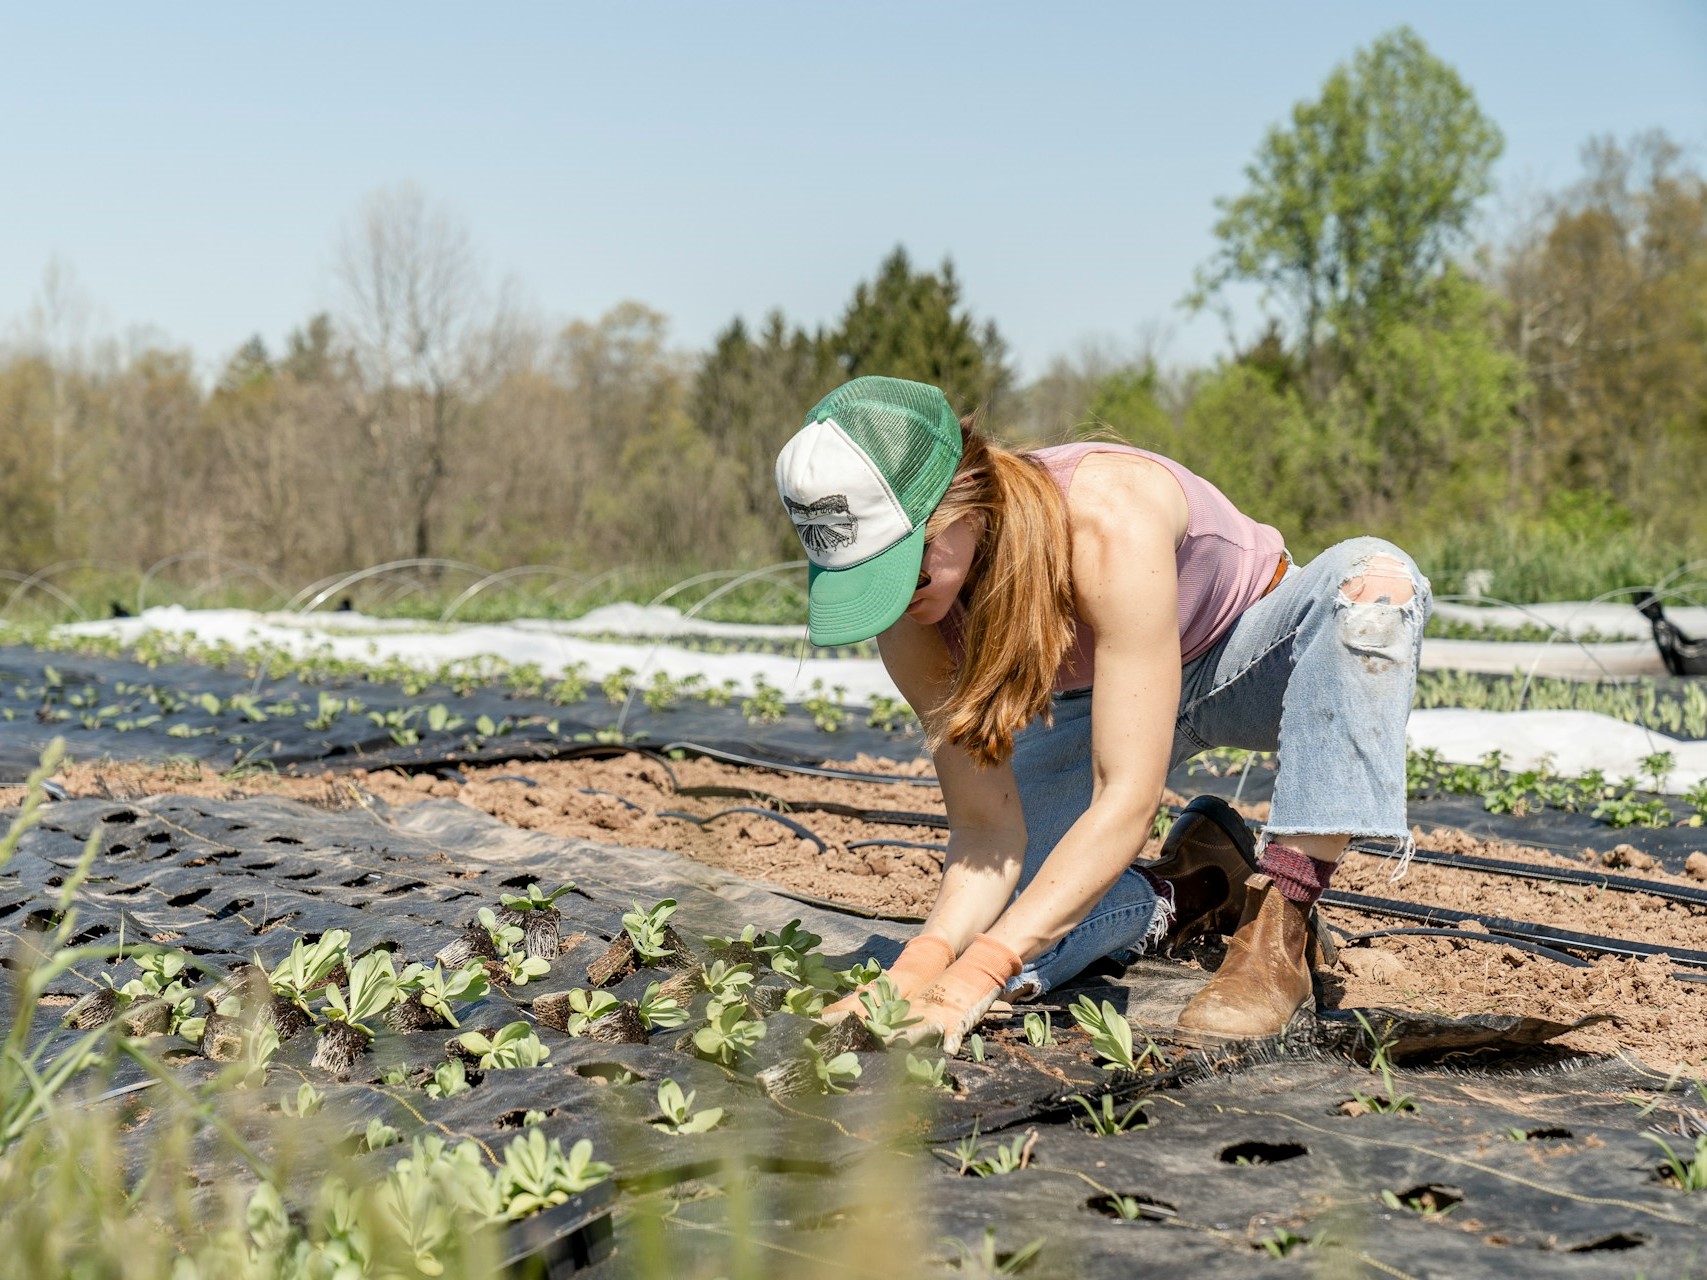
[3,3,1703,380]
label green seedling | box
[942,1124,1037,1177]
[940,1227,1044,1276]
[741,676,786,725]
[498,882,575,912]
[424,702,466,733]
[424,1057,471,1099]
[1648,1133,1707,1191]
[692,1003,767,1067]
[642,670,683,712]
[783,986,826,1018]
[522,1110,547,1127]
[1023,1011,1054,1047]
[756,919,822,958]
[499,949,551,986]
[858,978,921,1043]
[306,693,348,731]
[322,949,400,1040]
[1069,1092,1148,1136]
[864,693,918,733]
[457,1021,551,1069]
[1258,1228,1310,1258]
[699,959,755,1004]
[496,1130,612,1220]
[477,906,526,955]
[363,1117,402,1151]
[1069,996,1156,1073]
[622,898,681,964]
[836,958,883,990]
[651,1078,724,1134]
[396,960,489,1028]
[806,1040,862,1095]
[1348,1010,1417,1115]
[968,1034,986,1064]
[601,667,637,703]
[802,679,848,732]
[636,980,689,1030]
[1381,1186,1458,1216]
[280,1081,325,1118]
[905,1052,955,1093]
[560,989,619,1036]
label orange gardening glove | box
[821,934,955,1025]
[897,933,1023,1056]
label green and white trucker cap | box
[775,376,963,645]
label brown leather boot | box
[1173,873,1314,1042]
[1142,795,1259,949]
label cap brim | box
[806,524,927,646]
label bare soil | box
[14,752,1707,1072]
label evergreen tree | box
[832,247,1011,414]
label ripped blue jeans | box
[1008,537,1432,997]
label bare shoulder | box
[1066,450,1189,550]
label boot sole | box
[1168,996,1318,1051]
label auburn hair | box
[924,417,1076,767]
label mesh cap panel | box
[807,377,961,525]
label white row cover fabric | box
[52,607,1706,794]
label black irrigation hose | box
[1345,838,1707,910]
[847,839,948,857]
[1339,927,1593,968]
[656,806,827,855]
[659,740,940,787]
[1321,889,1707,970]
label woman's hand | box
[819,933,954,1024]
[893,934,1023,1056]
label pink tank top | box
[938,442,1285,688]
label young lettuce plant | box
[636,980,689,1030]
[424,1057,471,1099]
[700,959,755,1005]
[905,1053,955,1093]
[858,978,921,1045]
[692,1003,768,1067]
[312,949,400,1075]
[496,1130,612,1220]
[497,881,574,961]
[652,1078,724,1134]
[624,898,682,965]
[806,1040,862,1095]
[390,960,489,1030]
[1069,996,1157,1073]
[457,1021,552,1069]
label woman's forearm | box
[920,829,1027,954]
[985,792,1155,960]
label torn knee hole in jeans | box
[1335,554,1420,668]
[1340,553,1416,606]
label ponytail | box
[925,420,1075,766]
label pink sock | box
[1259,841,1334,906]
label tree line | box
[2,28,1702,604]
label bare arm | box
[981,460,1181,960]
[876,617,1029,955]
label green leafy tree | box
[1192,26,1503,365]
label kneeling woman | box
[775,376,1429,1050]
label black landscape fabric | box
[3,794,1704,1277]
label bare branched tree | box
[335,184,514,560]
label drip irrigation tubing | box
[657,806,828,855]
[1336,927,1593,968]
[1348,841,1707,910]
[659,741,939,787]
[1320,889,1707,969]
